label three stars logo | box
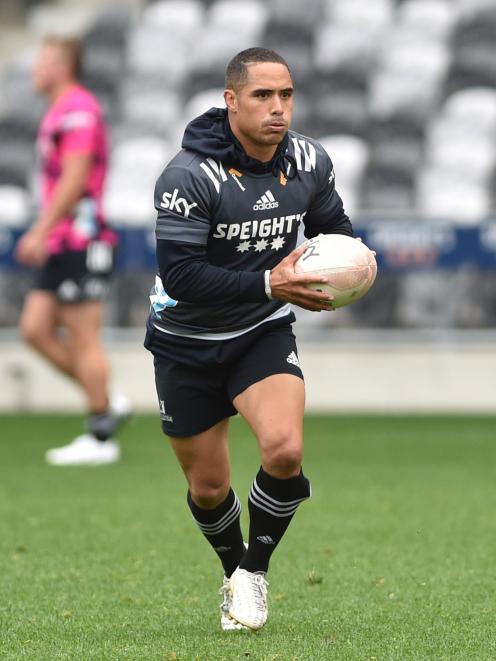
[236,236,286,253]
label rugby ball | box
[295,234,377,308]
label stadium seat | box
[453,13,496,52]
[455,0,496,20]
[369,69,441,121]
[27,4,97,35]
[190,27,256,74]
[361,183,415,212]
[126,25,193,86]
[268,43,314,84]
[369,114,425,143]
[184,70,226,100]
[187,0,267,74]
[105,134,171,227]
[447,42,496,94]
[267,0,324,30]
[0,166,30,188]
[416,170,491,222]
[83,7,130,50]
[121,89,182,139]
[264,21,315,49]
[82,46,124,83]
[314,24,380,74]
[0,185,31,227]
[209,0,268,39]
[312,91,368,137]
[382,40,450,81]
[443,87,496,131]
[318,134,369,188]
[425,127,495,183]
[369,137,422,182]
[0,116,36,188]
[326,0,394,30]
[104,187,156,226]
[397,0,459,39]
[0,58,45,132]
[142,0,204,35]
[184,88,225,124]
[110,136,171,177]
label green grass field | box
[1,413,495,660]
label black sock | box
[239,467,311,574]
[87,411,117,442]
[187,488,246,578]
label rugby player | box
[145,48,353,630]
[16,36,128,465]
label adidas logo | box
[158,399,173,423]
[286,351,300,367]
[256,535,275,545]
[253,190,279,211]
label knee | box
[189,477,230,510]
[260,430,303,478]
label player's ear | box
[224,89,237,113]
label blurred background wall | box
[0,0,496,412]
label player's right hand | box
[15,228,48,266]
[269,244,334,312]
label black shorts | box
[34,242,114,303]
[144,319,304,437]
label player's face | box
[225,62,294,162]
[32,45,66,96]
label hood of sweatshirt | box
[181,106,297,178]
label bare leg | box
[169,419,231,508]
[170,419,246,581]
[20,290,74,377]
[58,301,109,413]
[233,373,305,478]
[233,373,310,575]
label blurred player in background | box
[16,36,130,465]
[145,48,353,631]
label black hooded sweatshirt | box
[146,107,353,340]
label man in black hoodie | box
[145,48,353,631]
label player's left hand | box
[15,228,48,266]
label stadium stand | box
[1,0,496,330]
[1,0,495,224]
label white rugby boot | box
[45,434,120,466]
[219,576,249,631]
[229,568,269,631]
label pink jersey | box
[37,83,116,254]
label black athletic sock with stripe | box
[187,488,246,578]
[87,411,117,442]
[239,467,311,574]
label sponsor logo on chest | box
[213,212,306,242]
[253,189,279,211]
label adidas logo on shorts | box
[253,189,279,211]
[286,351,300,367]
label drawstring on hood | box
[181,107,298,180]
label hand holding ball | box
[294,234,377,309]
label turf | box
[1,414,495,660]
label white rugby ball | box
[295,234,377,308]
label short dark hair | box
[225,48,292,91]
[43,35,82,79]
